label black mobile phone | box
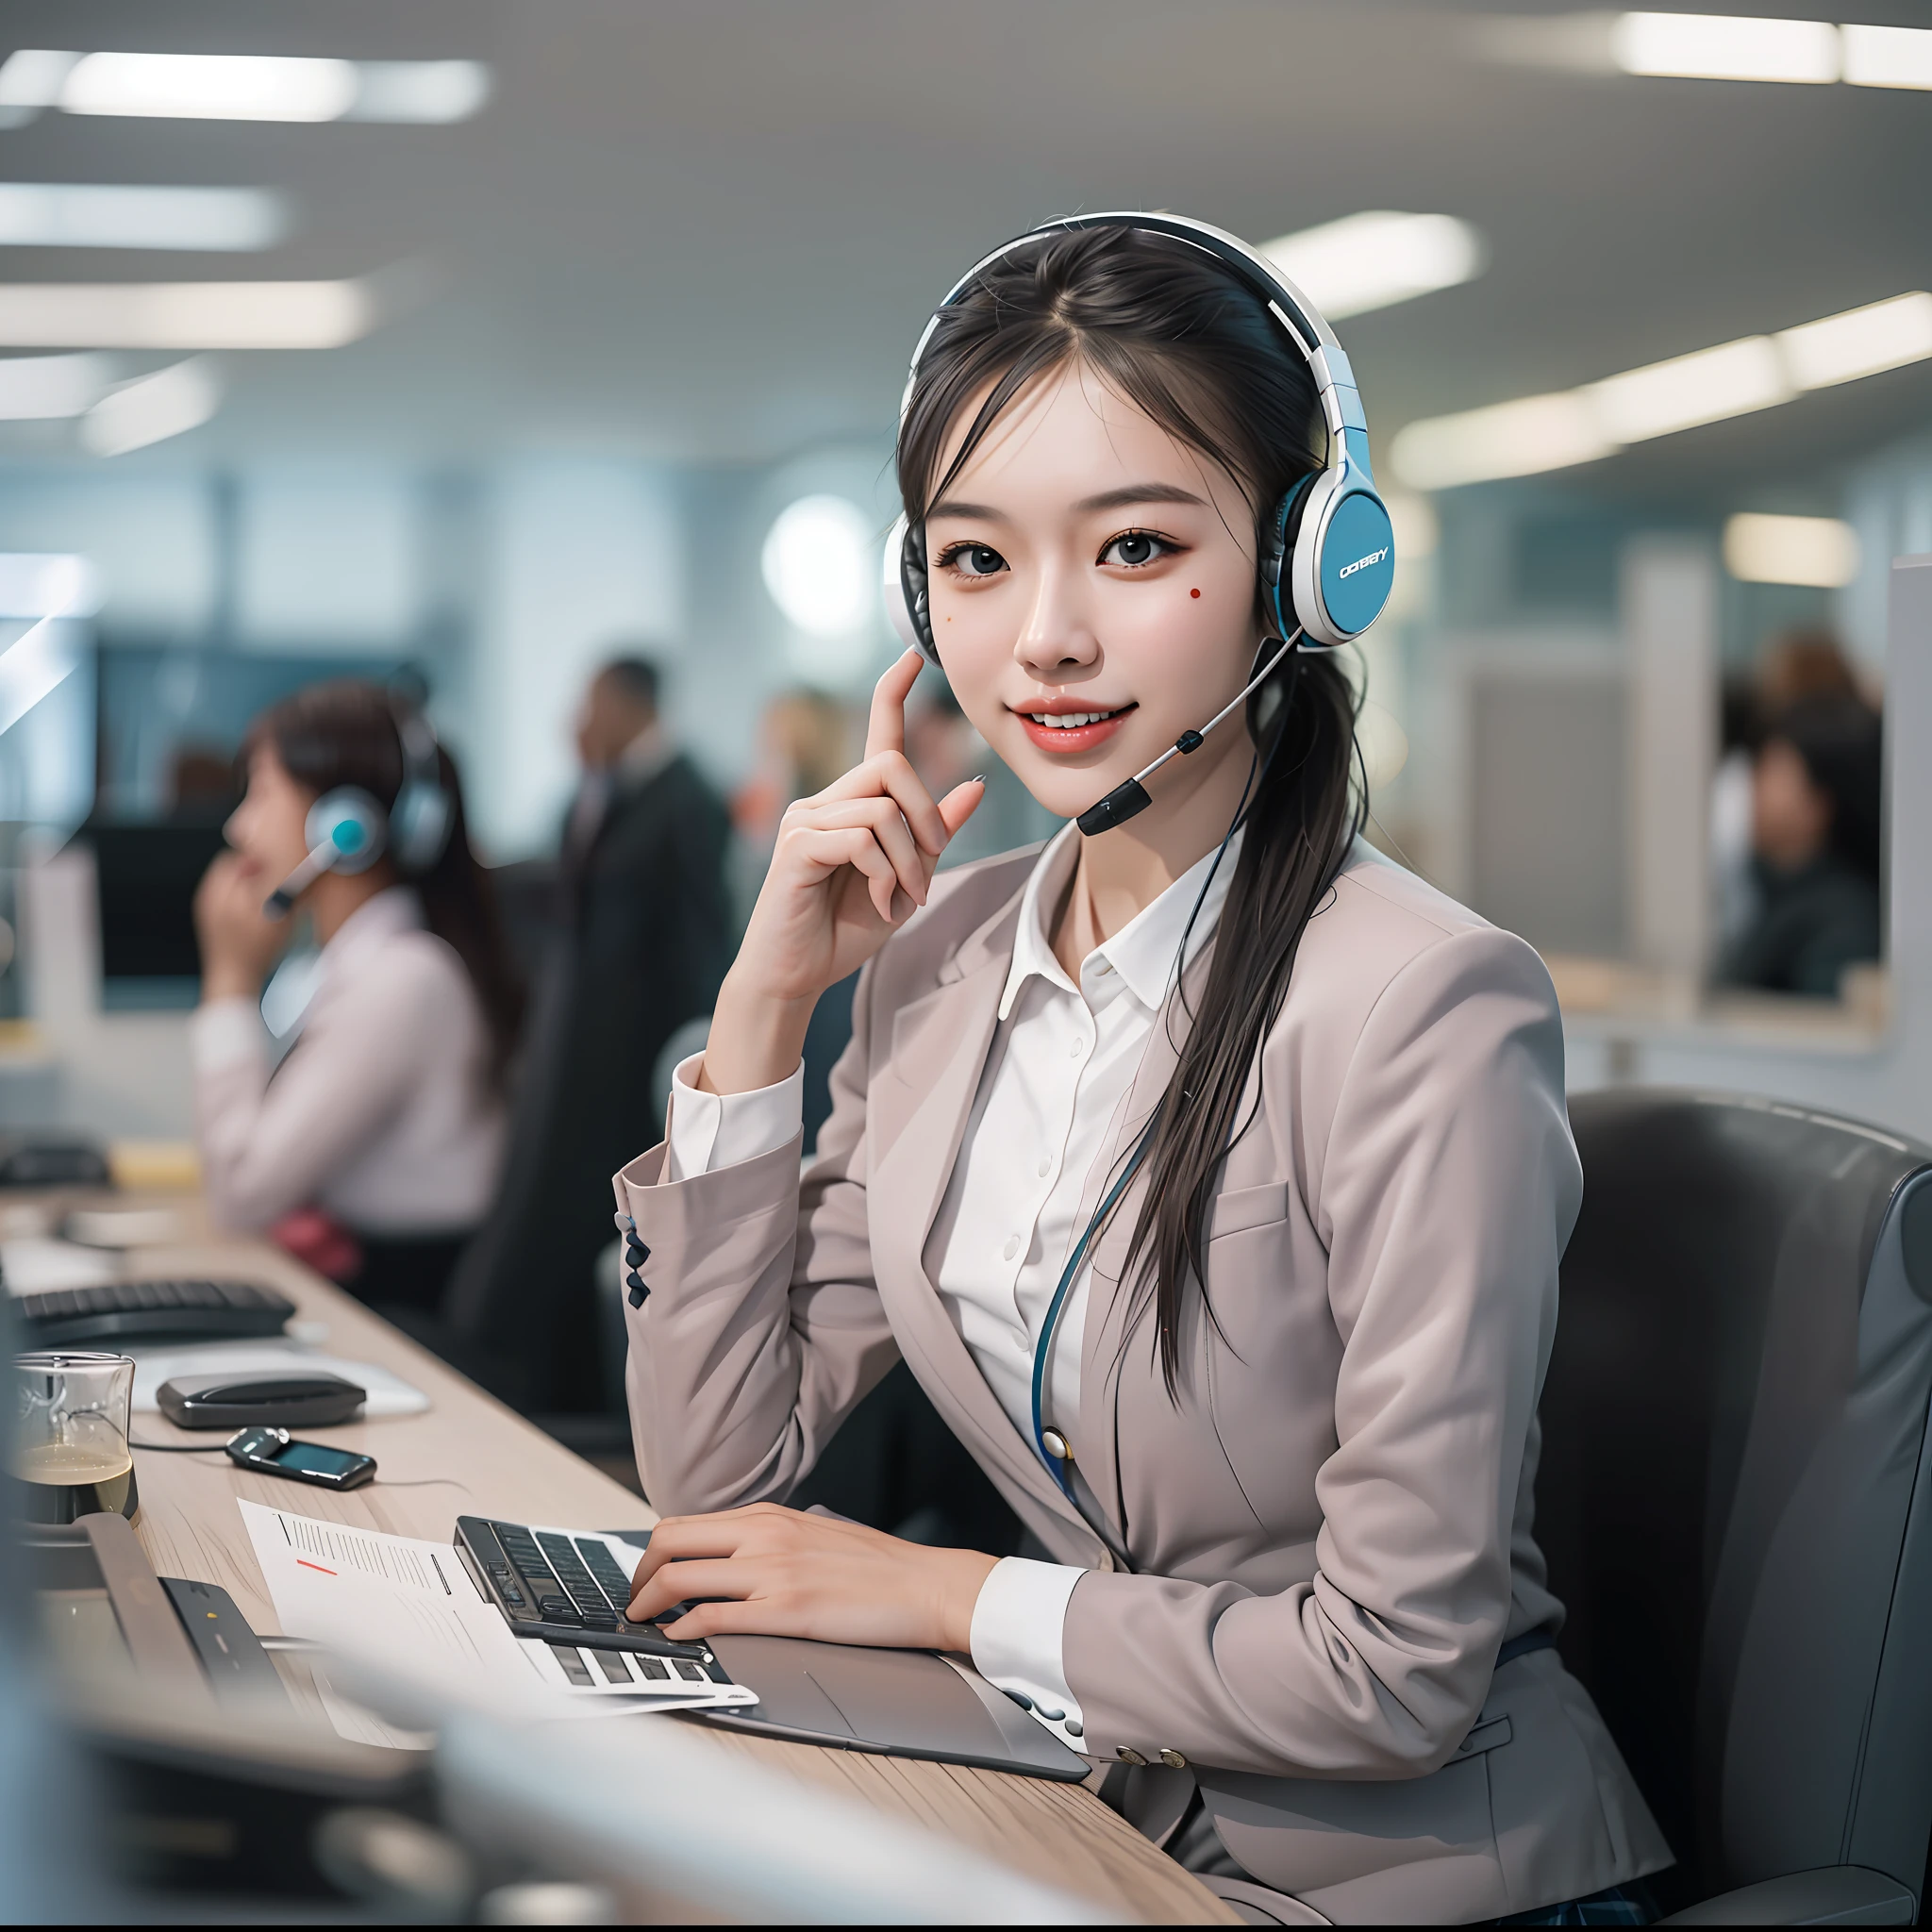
[225,1425,376,1491]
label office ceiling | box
[1,0,1929,505]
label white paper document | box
[239,1501,754,1743]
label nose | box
[1012,554,1100,681]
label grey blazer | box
[615,840,1670,1923]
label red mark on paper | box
[1190,588,1201,598]
[296,1558,337,1575]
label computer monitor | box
[83,821,229,1008]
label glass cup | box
[13,1350,139,1524]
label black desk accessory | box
[14,1277,296,1347]
[0,1134,110,1188]
[225,1426,376,1491]
[160,1576,289,1707]
[158,1370,365,1430]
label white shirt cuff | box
[969,1557,1087,1748]
[663,1053,804,1182]
[191,998,267,1075]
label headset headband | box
[899,210,1374,479]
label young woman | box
[617,220,1669,1923]
[192,680,521,1313]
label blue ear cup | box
[303,790,388,874]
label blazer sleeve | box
[1060,925,1581,1779]
[616,963,902,1514]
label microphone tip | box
[263,891,292,919]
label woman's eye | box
[941,543,1008,578]
[1100,531,1173,568]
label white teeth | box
[1029,709,1115,728]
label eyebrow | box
[926,481,1209,523]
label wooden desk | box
[58,1190,1230,1924]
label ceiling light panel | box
[1842,24,1932,89]
[1263,212,1485,321]
[1588,336,1790,442]
[1723,513,1861,587]
[1611,12,1840,83]
[0,185,288,252]
[0,353,112,419]
[82,358,222,458]
[63,53,357,122]
[1390,288,1932,490]
[0,50,490,125]
[1777,292,1932,388]
[0,280,374,350]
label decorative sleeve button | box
[1115,1746,1148,1766]
[1158,1748,1188,1770]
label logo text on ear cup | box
[1337,546,1390,580]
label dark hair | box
[246,681,525,1085]
[599,656,661,711]
[1772,691,1883,882]
[897,225,1364,1393]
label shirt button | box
[1116,1746,1148,1766]
[1069,1038,1085,1058]
[1159,1748,1189,1770]
[1037,1157,1052,1177]
[1002,1235,1020,1260]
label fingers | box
[626,1557,761,1624]
[806,798,927,910]
[818,749,948,858]
[939,776,987,837]
[793,825,903,924]
[863,647,924,762]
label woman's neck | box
[1051,734,1252,980]
[308,867,398,946]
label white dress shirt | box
[192,887,507,1236]
[664,824,1240,1743]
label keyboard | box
[455,1515,712,1666]
[14,1278,296,1348]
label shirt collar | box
[323,885,425,965]
[997,821,1243,1021]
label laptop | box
[454,1515,1090,1781]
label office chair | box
[1541,1089,1932,1924]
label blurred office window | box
[761,493,878,687]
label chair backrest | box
[1543,1089,1932,1911]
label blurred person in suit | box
[192,680,521,1311]
[1722,689,1882,998]
[441,653,732,1412]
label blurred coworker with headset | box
[192,681,523,1313]
[612,219,1670,1923]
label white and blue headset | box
[881,210,1395,836]
[264,707,454,918]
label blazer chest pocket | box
[1207,1181,1291,1241]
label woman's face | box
[225,742,317,889]
[922,361,1267,827]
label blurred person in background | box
[441,653,731,1413]
[1722,689,1883,998]
[1711,629,1864,956]
[192,681,522,1311]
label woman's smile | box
[1011,697,1139,755]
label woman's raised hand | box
[701,649,983,1095]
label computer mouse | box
[156,1370,366,1430]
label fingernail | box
[971,774,988,785]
